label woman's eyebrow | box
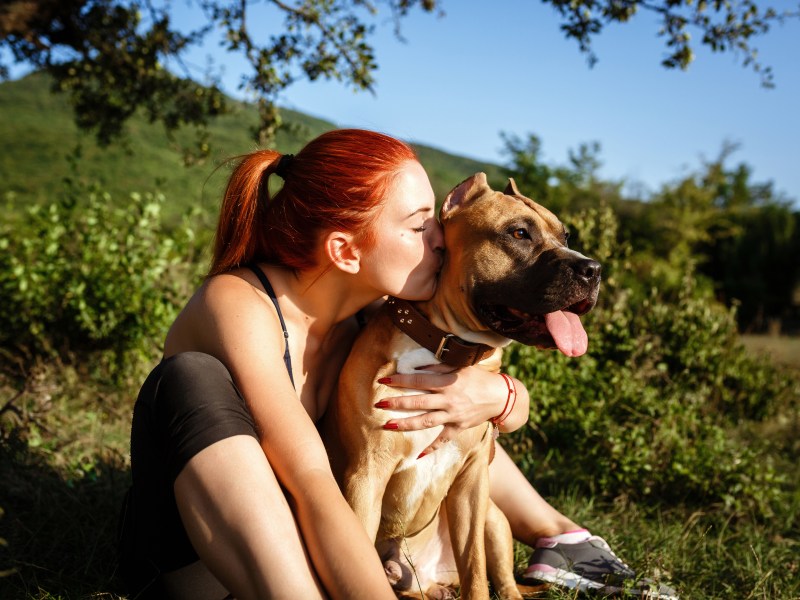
[405,207,433,220]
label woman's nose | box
[429,221,445,253]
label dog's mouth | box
[479,297,594,357]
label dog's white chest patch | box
[395,347,437,375]
[386,347,463,510]
[402,444,463,513]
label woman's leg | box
[125,352,325,600]
[488,442,581,545]
[175,434,325,600]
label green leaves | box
[4,0,793,156]
[0,179,205,376]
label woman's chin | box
[395,281,437,302]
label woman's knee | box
[159,352,232,391]
[155,352,240,418]
[153,352,256,480]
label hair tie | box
[275,153,295,179]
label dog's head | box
[435,172,601,357]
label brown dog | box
[324,173,601,599]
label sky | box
[178,0,800,204]
[10,0,800,204]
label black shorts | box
[117,352,258,598]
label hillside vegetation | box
[0,72,504,218]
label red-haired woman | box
[118,129,671,600]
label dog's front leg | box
[445,451,491,600]
[485,500,523,600]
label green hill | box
[0,72,504,218]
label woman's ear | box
[324,231,361,274]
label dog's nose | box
[573,258,601,282]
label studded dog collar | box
[384,297,495,368]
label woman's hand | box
[376,364,529,458]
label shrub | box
[0,182,207,378]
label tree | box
[1,0,797,152]
[500,131,552,203]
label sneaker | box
[521,534,678,599]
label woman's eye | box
[413,224,427,233]
[511,228,530,240]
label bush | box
[0,182,207,378]
[501,204,797,515]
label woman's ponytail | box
[210,150,281,276]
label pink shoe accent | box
[524,563,558,576]
[535,528,591,547]
[562,528,590,535]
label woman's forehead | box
[382,161,435,217]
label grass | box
[0,361,131,600]
[1,342,799,599]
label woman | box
[118,129,665,600]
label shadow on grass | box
[0,432,129,599]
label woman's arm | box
[196,275,395,600]
[375,364,530,457]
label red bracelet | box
[491,373,517,426]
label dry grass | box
[740,335,800,369]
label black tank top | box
[246,264,295,389]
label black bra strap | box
[246,263,295,389]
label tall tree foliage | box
[1,0,797,151]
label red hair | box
[210,129,418,276]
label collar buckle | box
[434,334,455,362]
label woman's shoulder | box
[202,267,257,293]
[165,269,283,356]
[198,268,273,311]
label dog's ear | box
[440,172,490,220]
[504,178,522,196]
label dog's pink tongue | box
[544,311,588,357]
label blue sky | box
[11,1,800,204]
[277,1,800,204]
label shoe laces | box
[587,535,634,572]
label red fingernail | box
[374,400,390,408]
[377,377,392,384]
[383,422,398,430]
[417,451,427,459]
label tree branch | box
[267,0,375,92]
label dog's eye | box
[511,228,530,240]
[563,230,570,245]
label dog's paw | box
[426,584,457,600]
[383,559,403,586]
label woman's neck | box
[258,263,377,339]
